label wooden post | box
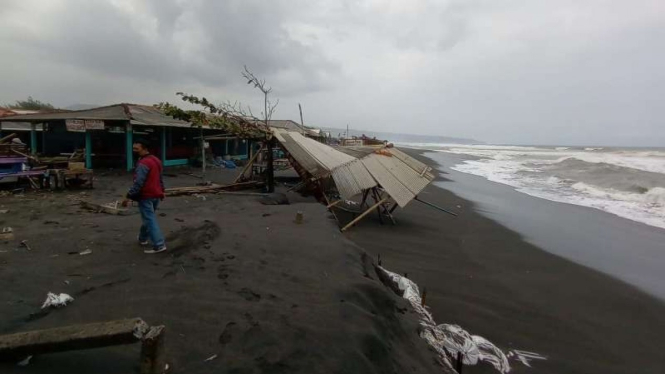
[85,131,92,169]
[140,326,166,374]
[234,144,264,183]
[30,123,37,155]
[126,123,133,171]
[340,197,388,232]
[266,137,275,193]
[161,127,166,162]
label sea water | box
[398,143,665,230]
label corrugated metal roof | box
[0,104,193,128]
[361,155,416,207]
[272,128,433,206]
[331,159,378,200]
[274,129,327,176]
[129,105,191,128]
[373,153,431,196]
[388,148,434,179]
[0,104,129,122]
[289,132,355,170]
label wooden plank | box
[234,144,264,183]
[0,318,148,359]
[0,133,17,144]
[340,197,388,232]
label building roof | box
[0,104,191,128]
[266,120,321,138]
[272,128,434,207]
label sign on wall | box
[85,120,104,130]
[65,119,86,132]
[65,119,106,132]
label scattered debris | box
[374,266,538,373]
[159,213,167,217]
[79,249,93,256]
[175,218,185,222]
[80,200,131,215]
[41,292,74,309]
[193,194,207,201]
[262,213,271,217]
[17,355,32,366]
[165,180,263,197]
[294,211,304,224]
[20,240,32,251]
[204,354,218,362]
[0,209,8,214]
[0,227,14,241]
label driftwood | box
[0,133,18,144]
[165,180,263,196]
[0,318,167,374]
[80,201,131,215]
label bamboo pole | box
[233,144,264,183]
[340,197,388,232]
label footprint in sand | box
[238,288,261,301]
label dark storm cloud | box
[1,0,663,146]
[1,0,339,94]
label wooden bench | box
[0,318,166,374]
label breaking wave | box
[424,144,665,229]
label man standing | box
[122,140,167,254]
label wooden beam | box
[0,318,148,359]
[0,133,17,144]
[340,197,388,232]
[233,144,264,184]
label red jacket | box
[127,155,165,200]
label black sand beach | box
[0,170,442,374]
[2,152,665,374]
[345,149,665,374]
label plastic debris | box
[377,266,538,373]
[0,209,8,214]
[17,355,32,366]
[79,249,93,256]
[41,292,74,309]
[204,354,218,362]
[193,194,207,201]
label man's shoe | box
[138,236,149,246]
[144,246,167,254]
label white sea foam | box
[425,144,665,229]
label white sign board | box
[85,120,104,130]
[65,119,86,132]
[65,119,105,132]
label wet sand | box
[0,169,443,374]
[344,149,665,374]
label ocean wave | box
[543,158,665,193]
[584,147,604,151]
[449,155,665,229]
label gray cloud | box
[1,0,663,146]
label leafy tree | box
[7,96,55,110]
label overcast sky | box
[1,0,663,146]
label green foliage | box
[156,93,269,139]
[7,96,55,110]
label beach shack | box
[0,104,257,171]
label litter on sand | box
[17,355,32,366]
[79,249,93,256]
[41,292,74,309]
[204,354,218,362]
